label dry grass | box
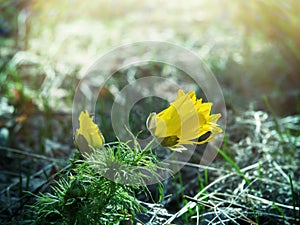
[158,110,300,225]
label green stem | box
[143,138,157,152]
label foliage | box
[31,140,164,225]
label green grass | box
[216,147,251,185]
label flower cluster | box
[75,89,222,152]
[34,89,223,225]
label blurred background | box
[2,0,300,146]
[0,0,300,223]
[1,0,300,115]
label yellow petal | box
[75,110,104,153]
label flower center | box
[160,135,179,147]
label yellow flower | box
[147,89,222,151]
[75,110,104,153]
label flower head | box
[75,110,104,153]
[147,89,222,151]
